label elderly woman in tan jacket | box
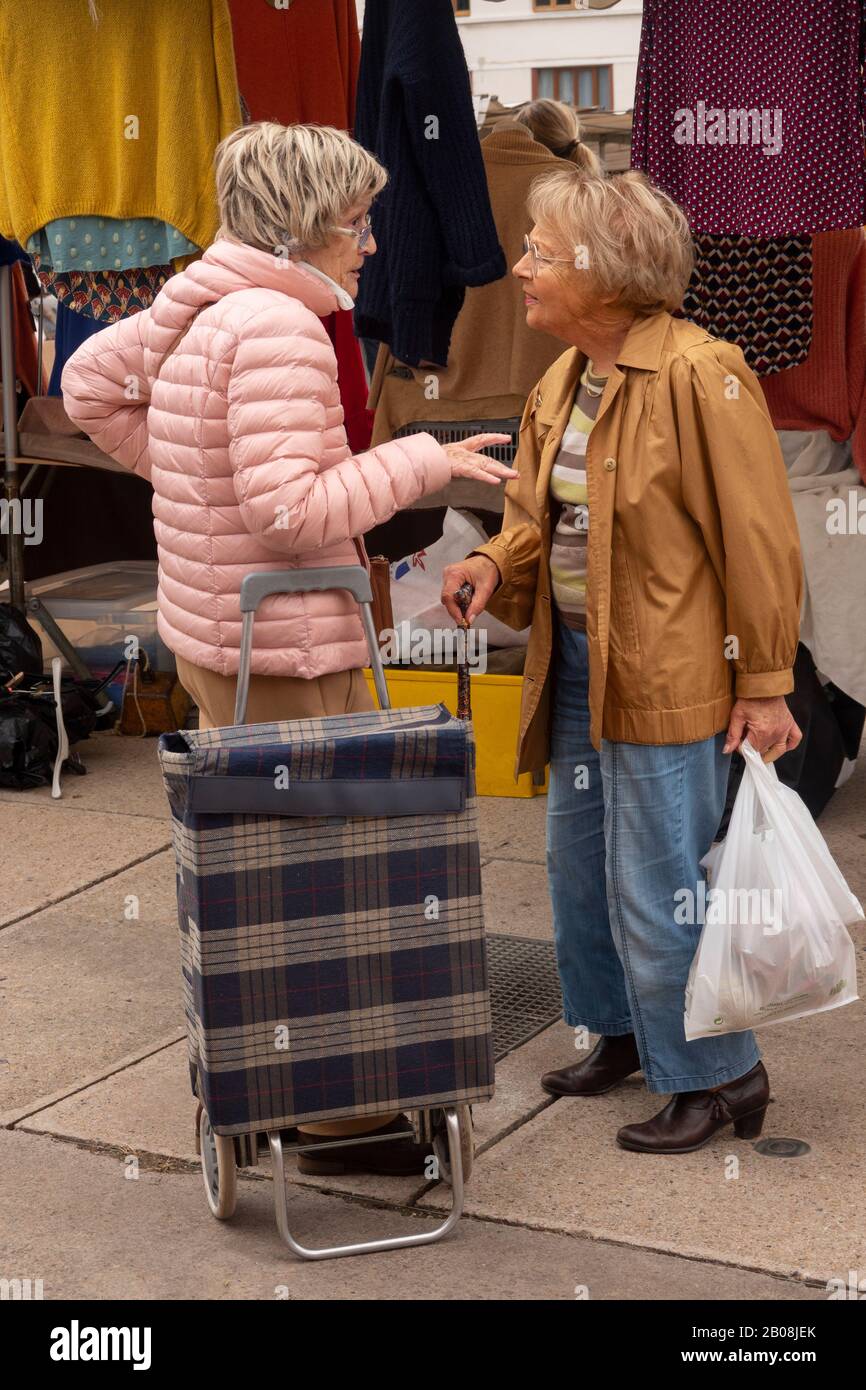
[443,168,803,1155]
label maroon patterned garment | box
[681,234,814,374]
[33,263,173,320]
[632,0,866,236]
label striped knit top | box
[548,361,609,631]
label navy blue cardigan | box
[354,0,506,368]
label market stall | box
[0,0,863,811]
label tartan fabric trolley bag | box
[158,565,494,1260]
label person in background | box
[61,120,515,1177]
[442,167,803,1154]
[367,101,601,447]
[512,97,597,165]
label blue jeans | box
[546,622,760,1094]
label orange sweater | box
[760,228,866,483]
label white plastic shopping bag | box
[684,738,862,1038]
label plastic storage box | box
[3,561,174,674]
[364,667,547,798]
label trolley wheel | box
[199,1104,237,1220]
[432,1105,474,1186]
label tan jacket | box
[368,120,580,445]
[473,311,803,773]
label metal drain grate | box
[487,933,563,1061]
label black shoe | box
[295,1114,434,1177]
[541,1033,642,1097]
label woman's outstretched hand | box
[443,433,518,486]
[441,554,501,624]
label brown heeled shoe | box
[616,1061,770,1154]
[541,1032,642,1097]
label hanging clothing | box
[0,235,28,268]
[27,218,197,274]
[682,235,813,375]
[369,119,586,444]
[322,310,373,455]
[228,0,360,129]
[0,260,42,401]
[227,1,368,449]
[34,266,174,323]
[48,302,106,397]
[353,0,506,368]
[778,429,866,707]
[760,229,866,483]
[631,0,866,236]
[0,0,240,250]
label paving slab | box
[0,1129,826,1301]
[0,730,170,823]
[0,801,170,930]
[19,1039,195,1156]
[808,824,866,908]
[482,857,553,940]
[419,988,866,1285]
[802,770,866,903]
[477,793,547,863]
[0,851,181,1114]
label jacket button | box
[603,456,617,471]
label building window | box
[453,0,471,15]
[533,66,612,110]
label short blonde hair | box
[527,167,693,314]
[214,121,388,254]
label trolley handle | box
[234,566,474,728]
[234,565,387,724]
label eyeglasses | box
[522,234,573,278]
[334,213,373,252]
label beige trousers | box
[175,655,398,1139]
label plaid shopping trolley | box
[158,565,493,1260]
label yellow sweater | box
[0,0,241,250]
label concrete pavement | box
[1,729,863,1299]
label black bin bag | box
[0,605,120,790]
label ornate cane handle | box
[454,582,474,721]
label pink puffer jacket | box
[61,239,451,678]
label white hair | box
[214,122,388,255]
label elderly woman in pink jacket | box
[61,121,514,1177]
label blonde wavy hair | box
[527,167,693,314]
[512,99,601,175]
[214,122,388,254]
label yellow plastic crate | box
[363,667,547,798]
